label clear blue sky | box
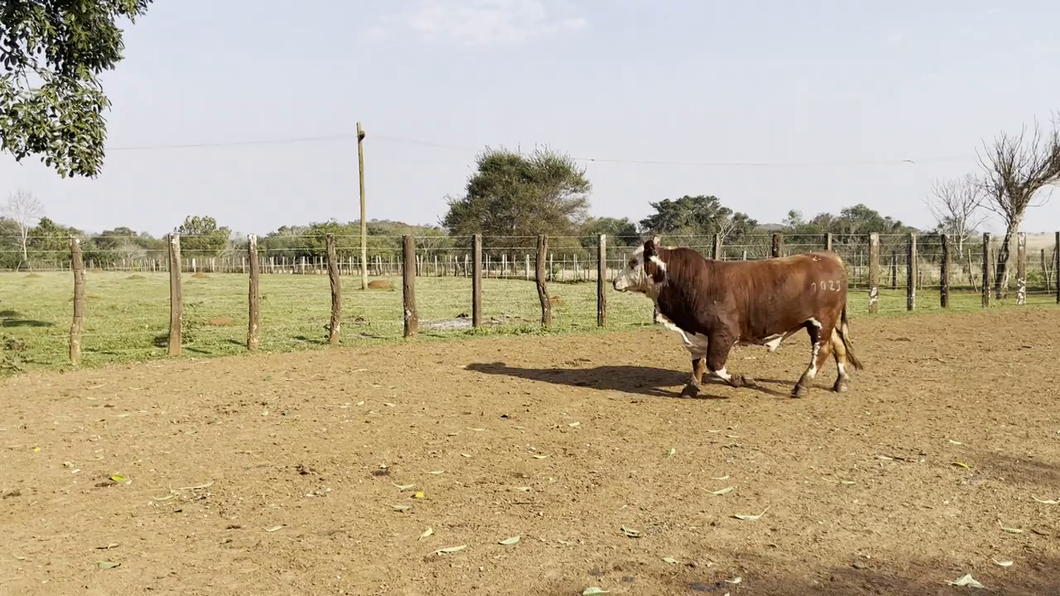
[3,0,1059,238]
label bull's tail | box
[838,304,864,370]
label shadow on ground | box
[0,310,53,328]
[464,361,792,398]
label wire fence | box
[1,232,1057,372]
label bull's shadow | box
[464,362,789,399]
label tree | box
[0,0,154,178]
[1,190,44,268]
[441,146,592,248]
[924,174,986,256]
[177,216,231,259]
[580,216,640,246]
[638,195,757,242]
[976,114,1060,298]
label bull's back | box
[719,253,848,336]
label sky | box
[3,0,1060,238]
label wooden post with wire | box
[358,122,368,291]
[868,233,880,314]
[1016,232,1027,306]
[69,237,85,364]
[167,233,182,356]
[326,233,341,343]
[247,234,261,351]
[981,232,991,308]
[712,234,722,260]
[906,233,917,311]
[940,234,951,308]
[597,234,606,327]
[472,234,483,328]
[770,233,783,258]
[402,235,418,338]
[537,234,552,329]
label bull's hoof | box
[733,375,757,388]
[680,383,701,398]
[833,378,850,393]
[791,384,809,398]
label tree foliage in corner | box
[441,146,592,248]
[0,0,153,178]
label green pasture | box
[0,271,1055,373]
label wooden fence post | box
[712,234,722,260]
[1055,231,1059,304]
[536,234,552,329]
[1016,232,1027,305]
[771,233,783,258]
[247,234,261,351]
[906,233,917,311]
[597,234,606,327]
[825,233,833,252]
[940,234,950,308]
[868,233,880,314]
[982,232,991,308]
[1041,249,1050,293]
[402,235,418,337]
[472,234,483,328]
[69,237,85,364]
[326,233,341,344]
[167,233,182,356]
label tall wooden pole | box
[357,122,367,290]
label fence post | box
[906,233,917,311]
[981,232,991,308]
[326,233,341,344]
[472,234,482,328]
[597,234,606,327]
[69,237,85,365]
[712,234,722,260]
[247,234,261,351]
[1016,232,1027,305]
[402,235,418,337]
[536,234,552,329]
[940,234,950,308]
[1055,231,1059,304]
[771,233,783,258]
[825,233,833,252]
[167,233,182,356]
[868,233,880,314]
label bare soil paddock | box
[2,308,1059,596]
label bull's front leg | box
[706,334,757,389]
[680,358,707,398]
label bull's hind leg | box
[829,328,852,393]
[792,320,835,398]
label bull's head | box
[613,236,667,296]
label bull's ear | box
[643,236,656,255]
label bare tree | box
[1,190,44,269]
[976,114,1060,299]
[924,173,987,255]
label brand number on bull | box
[811,280,841,292]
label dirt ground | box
[2,308,1059,596]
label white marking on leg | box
[807,317,822,329]
[712,368,732,382]
[837,362,847,378]
[764,335,783,352]
[805,342,820,379]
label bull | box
[612,237,863,398]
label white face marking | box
[613,245,648,293]
[649,254,667,272]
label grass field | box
[1,270,1057,373]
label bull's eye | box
[629,259,636,268]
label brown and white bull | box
[612,237,863,398]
